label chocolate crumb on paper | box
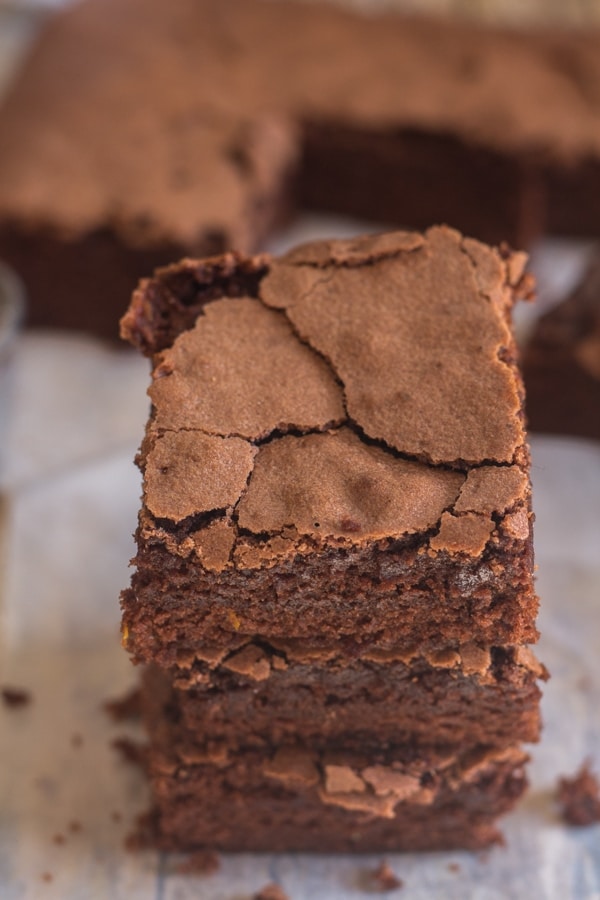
[103,687,142,721]
[2,686,32,708]
[174,849,221,876]
[253,884,290,900]
[359,860,404,892]
[111,737,146,766]
[557,762,600,826]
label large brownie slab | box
[2,0,600,334]
[121,227,538,668]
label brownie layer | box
[141,741,529,853]
[523,251,600,441]
[122,518,537,669]
[121,227,538,669]
[2,0,600,333]
[141,644,545,752]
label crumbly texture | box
[1,0,600,334]
[523,251,600,441]
[122,227,541,854]
[557,763,600,826]
[141,645,545,752]
[121,227,537,671]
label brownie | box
[2,0,600,335]
[141,736,529,853]
[141,645,545,753]
[523,249,600,441]
[121,227,537,668]
[121,227,542,853]
[557,763,600,826]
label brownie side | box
[122,528,537,669]
[141,645,545,752]
[299,123,545,249]
[523,251,600,440]
[139,741,529,853]
[0,225,190,339]
[121,227,538,669]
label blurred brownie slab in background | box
[2,0,600,335]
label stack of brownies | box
[120,225,546,852]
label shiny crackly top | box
[133,226,533,568]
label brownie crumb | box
[41,872,53,883]
[447,862,461,873]
[359,861,403,892]
[104,687,142,722]
[253,885,289,900]
[2,687,32,708]
[557,762,600,826]
[68,820,82,834]
[52,833,66,846]
[373,861,403,891]
[71,733,84,749]
[111,737,146,766]
[175,849,220,875]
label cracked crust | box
[128,226,531,564]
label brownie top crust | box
[2,0,600,245]
[125,226,533,566]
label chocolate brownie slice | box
[523,249,600,441]
[121,227,537,669]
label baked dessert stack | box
[120,226,545,852]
